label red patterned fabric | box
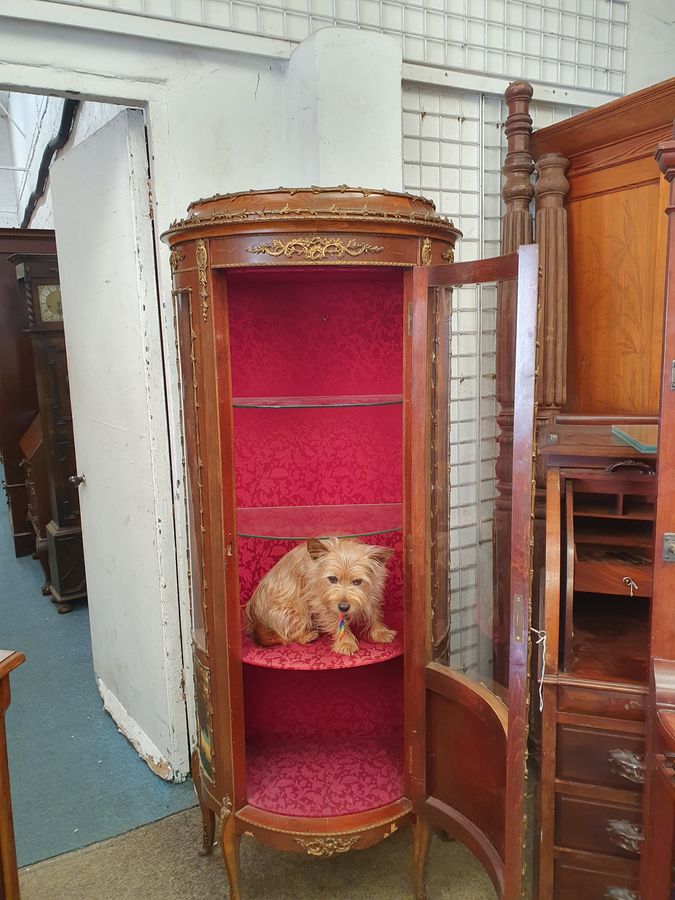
[244,662,403,816]
[241,626,403,670]
[227,268,403,398]
[246,735,403,817]
[227,268,406,819]
[233,405,402,508]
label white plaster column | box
[625,0,675,93]
[286,28,403,190]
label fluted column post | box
[494,81,534,684]
[534,152,569,492]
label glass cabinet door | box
[411,246,538,898]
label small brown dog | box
[245,537,395,656]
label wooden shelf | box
[241,623,403,670]
[233,394,403,408]
[574,518,653,549]
[236,503,402,540]
[574,498,654,520]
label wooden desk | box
[0,650,24,900]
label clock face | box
[37,284,63,323]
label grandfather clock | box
[13,253,86,613]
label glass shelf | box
[236,503,402,540]
[233,394,403,409]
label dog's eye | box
[327,575,338,584]
[351,579,363,586]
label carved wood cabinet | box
[501,78,675,898]
[0,230,50,559]
[163,187,540,898]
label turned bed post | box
[495,81,534,684]
[497,85,570,686]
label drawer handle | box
[606,459,655,476]
[622,576,638,596]
[606,819,644,855]
[608,749,645,784]
[604,890,638,900]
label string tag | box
[338,612,345,641]
[531,627,546,713]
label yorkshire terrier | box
[244,537,396,656]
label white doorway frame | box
[0,80,196,777]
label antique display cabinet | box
[162,187,539,898]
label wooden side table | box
[0,650,24,900]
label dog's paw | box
[296,630,320,644]
[370,624,397,644]
[331,636,359,655]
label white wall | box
[0,92,17,226]
[0,16,404,777]
[8,96,123,228]
[2,0,673,771]
[625,0,675,93]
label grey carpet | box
[19,807,496,899]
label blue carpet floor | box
[0,486,196,866]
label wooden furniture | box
[539,427,656,898]
[162,188,540,898]
[517,82,675,898]
[0,649,25,900]
[0,230,52,559]
[640,126,675,900]
[18,415,50,591]
[12,253,86,613]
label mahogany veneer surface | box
[569,594,649,684]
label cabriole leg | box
[191,750,216,856]
[412,816,431,900]
[220,812,242,900]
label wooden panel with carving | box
[565,173,668,415]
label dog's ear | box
[306,538,331,559]
[366,545,394,565]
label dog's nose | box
[338,601,350,613]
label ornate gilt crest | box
[196,240,209,322]
[421,237,433,265]
[441,246,455,263]
[248,237,384,261]
[294,835,360,857]
[169,248,186,271]
[218,794,233,838]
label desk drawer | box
[554,854,639,899]
[558,685,646,722]
[574,552,651,597]
[555,793,643,859]
[557,723,644,791]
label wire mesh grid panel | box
[403,82,583,677]
[38,0,628,93]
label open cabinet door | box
[50,109,189,778]
[408,246,538,898]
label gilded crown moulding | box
[161,186,460,240]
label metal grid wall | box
[403,82,583,676]
[38,0,628,92]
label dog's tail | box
[251,622,285,646]
[244,602,284,646]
